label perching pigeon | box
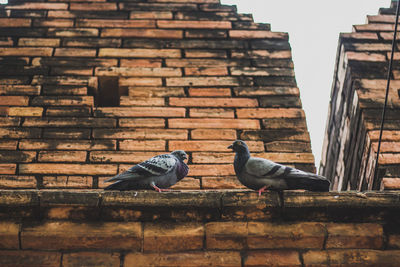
[228,140,330,196]
[104,150,189,192]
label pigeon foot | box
[151,183,171,193]
[257,185,269,197]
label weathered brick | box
[157,20,231,29]
[0,96,29,106]
[191,129,237,140]
[245,251,301,267]
[129,86,185,97]
[70,3,117,11]
[189,88,231,96]
[102,28,183,38]
[63,252,120,267]
[195,151,298,164]
[21,221,141,250]
[0,18,31,27]
[0,85,40,95]
[247,222,325,249]
[120,59,162,68]
[232,50,292,59]
[42,176,92,189]
[90,151,158,163]
[38,151,87,162]
[63,38,121,48]
[24,117,115,128]
[0,151,36,163]
[8,107,43,117]
[77,19,155,28]
[0,222,19,249]
[166,77,241,86]
[95,107,185,117]
[32,75,92,86]
[47,28,99,37]
[124,252,241,267]
[0,140,18,150]
[185,50,227,58]
[46,107,91,117]
[0,128,41,139]
[188,164,234,176]
[202,176,245,189]
[0,251,61,267]
[0,47,53,56]
[99,48,181,58]
[130,11,173,19]
[230,30,288,39]
[50,67,93,76]
[185,67,228,76]
[119,140,166,151]
[144,223,203,252]
[120,96,165,107]
[31,96,93,106]
[19,139,116,151]
[0,37,12,46]
[0,117,20,126]
[354,23,395,32]
[5,3,68,10]
[54,48,96,57]
[231,67,294,76]
[18,38,60,47]
[118,118,165,128]
[19,163,117,175]
[237,108,304,118]
[170,97,257,107]
[95,67,181,77]
[185,29,227,39]
[0,164,16,175]
[119,77,162,86]
[326,223,384,249]
[93,128,187,140]
[0,176,37,189]
[206,222,247,249]
[42,85,87,96]
[189,108,234,118]
[33,19,73,27]
[170,140,262,152]
[166,58,246,67]
[171,177,200,189]
[169,118,260,129]
[346,51,386,62]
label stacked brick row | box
[320,1,400,191]
[0,0,314,189]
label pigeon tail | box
[104,180,131,191]
[284,175,330,192]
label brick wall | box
[320,1,400,191]
[0,0,314,190]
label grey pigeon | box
[104,150,189,192]
[228,140,330,196]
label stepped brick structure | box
[0,0,315,191]
[2,0,400,266]
[320,0,400,191]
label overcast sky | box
[222,0,389,168]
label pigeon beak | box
[227,144,233,150]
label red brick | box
[0,37,12,46]
[0,117,20,126]
[230,30,288,39]
[129,87,185,97]
[0,176,37,189]
[63,252,120,267]
[326,223,384,249]
[120,97,165,106]
[185,50,227,58]
[185,67,228,76]
[54,48,96,57]
[95,107,185,117]
[119,77,162,86]
[237,108,304,118]
[118,118,165,128]
[170,140,236,152]
[382,178,400,190]
[50,67,93,76]
[0,18,31,27]
[90,151,158,163]
[346,51,386,62]
[124,252,241,267]
[254,153,315,164]
[388,234,400,248]
[0,164,16,175]
[0,47,53,56]
[5,3,68,10]
[247,222,325,249]
[0,85,40,95]
[96,67,181,77]
[99,48,181,58]
[185,30,227,39]
[21,221,141,250]
[19,140,116,151]
[189,108,234,118]
[18,38,60,47]
[166,77,240,86]
[144,223,203,252]
[0,222,19,249]
[47,11,76,18]
[8,107,43,117]
[70,3,117,11]
[33,19,73,27]
[48,28,99,37]
[166,59,243,67]
[189,88,232,96]
[234,86,299,96]
[169,118,260,129]
[202,176,245,189]
[340,32,379,40]
[93,128,187,140]
[245,251,301,267]
[188,164,234,176]
[0,140,18,150]
[19,163,117,175]
[77,19,155,28]
[38,151,87,162]
[369,130,400,142]
[0,128,41,139]
[119,140,166,151]
[232,50,292,59]
[23,118,114,128]
[231,67,294,76]
[130,11,173,19]
[0,96,29,106]
[46,107,91,116]
[191,129,237,140]
[206,222,247,249]
[120,59,162,68]
[355,23,395,32]
[42,176,92,189]
[0,151,36,163]
[171,177,200,189]
[101,28,183,38]
[0,251,61,267]
[170,97,257,107]
[157,20,231,29]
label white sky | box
[222,0,389,168]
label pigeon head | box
[171,150,188,161]
[228,140,249,153]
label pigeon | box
[228,140,330,196]
[104,150,189,192]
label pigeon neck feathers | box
[233,145,251,175]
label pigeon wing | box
[105,154,177,182]
[244,157,290,179]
